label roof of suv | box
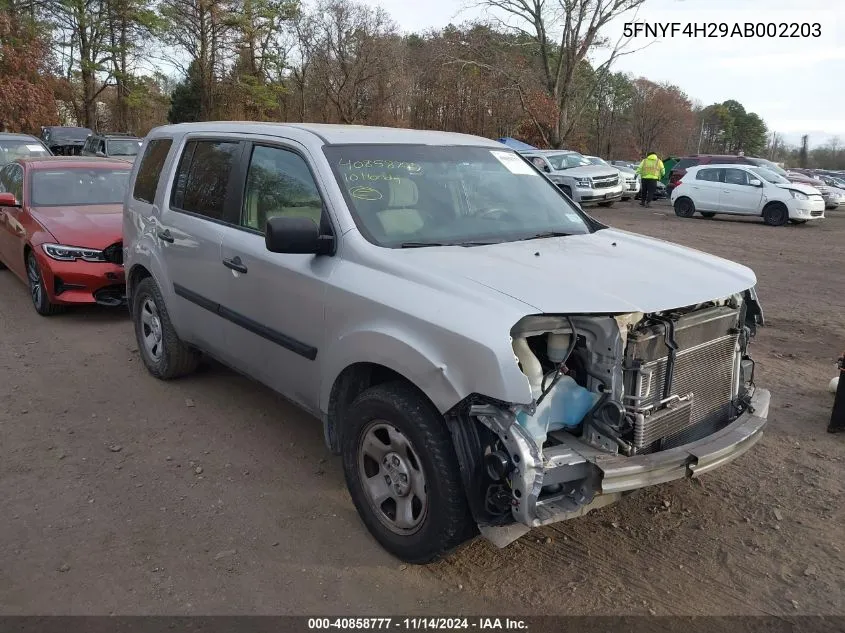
[149,122,503,147]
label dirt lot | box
[1,199,843,616]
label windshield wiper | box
[400,240,496,248]
[400,241,447,248]
[518,231,574,241]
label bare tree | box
[307,0,397,124]
[48,0,114,128]
[470,0,646,147]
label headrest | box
[388,178,418,208]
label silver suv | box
[124,123,770,563]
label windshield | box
[107,139,142,156]
[751,167,790,184]
[323,145,591,247]
[44,127,92,143]
[0,140,50,163]
[31,168,130,206]
[544,152,591,170]
[586,156,609,166]
[750,158,788,177]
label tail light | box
[675,180,682,187]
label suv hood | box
[397,229,757,314]
[30,204,123,249]
[551,165,618,179]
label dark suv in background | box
[81,133,143,162]
[40,126,92,155]
[667,155,757,193]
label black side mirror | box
[265,216,334,255]
[543,165,551,173]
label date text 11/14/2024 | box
[308,618,528,630]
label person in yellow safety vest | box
[636,151,665,208]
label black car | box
[0,133,52,165]
[80,133,143,162]
[40,126,93,155]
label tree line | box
[0,0,839,167]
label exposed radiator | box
[624,306,740,452]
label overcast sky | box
[369,0,844,148]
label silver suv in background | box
[124,123,769,563]
[520,149,624,207]
[584,155,640,200]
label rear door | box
[720,168,763,214]
[156,137,246,353]
[216,140,335,413]
[691,167,722,210]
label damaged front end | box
[446,289,770,546]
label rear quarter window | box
[133,139,173,204]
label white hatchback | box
[670,164,825,226]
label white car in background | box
[671,164,825,226]
[520,150,624,207]
[584,155,640,200]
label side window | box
[240,145,323,232]
[171,139,241,223]
[675,158,697,170]
[0,165,11,192]
[133,138,173,204]
[696,168,722,182]
[724,168,749,186]
[1,165,24,201]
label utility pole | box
[799,134,809,168]
[696,118,705,154]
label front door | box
[0,163,26,277]
[217,141,335,414]
[157,137,246,353]
[719,168,764,214]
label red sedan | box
[0,157,129,315]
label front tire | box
[560,185,573,199]
[763,203,789,226]
[341,382,474,564]
[131,277,200,379]
[26,250,65,316]
[674,197,696,218]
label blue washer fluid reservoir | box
[545,375,600,432]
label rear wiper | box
[518,231,574,241]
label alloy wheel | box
[26,252,43,306]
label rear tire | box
[674,197,696,218]
[131,277,200,379]
[700,212,716,218]
[762,203,789,226]
[26,250,65,316]
[341,381,475,564]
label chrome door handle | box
[222,256,248,274]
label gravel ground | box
[1,199,843,615]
